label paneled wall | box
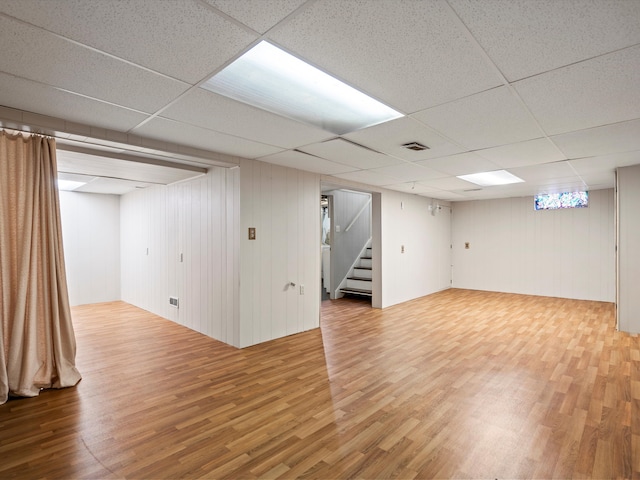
[617,165,640,333]
[380,192,452,308]
[59,191,120,306]
[451,189,615,302]
[239,158,320,348]
[120,167,240,346]
[327,189,371,296]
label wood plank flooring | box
[0,289,637,479]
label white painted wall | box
[451,189,615,302]
[239,158,320,348]
[120,167,240,346]
[617,165,640,333]
[380,192,452,308]
[59,191,120,306]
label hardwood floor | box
[0,289,637,479]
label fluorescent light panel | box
[457,170,524,187]
[201,41,403,135]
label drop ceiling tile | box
[203,0,307,34]
[299,139,403,170]
[551,119,640,159]
[417,152,500,177]
[508,161,577,183]
[0,16,189,113]
[257,150,357,175]
[343,117,464,161]
[580,173,615,189]
[0,0,257,83]
[161,89,333,149]
[419,176,479,191]
[420,190,467,201]
[474,138,566,168]
[0,72,147,132]
[133,117,283,159]
[412,86,543,150]
[532,178,588,194]
[268,0,502,113]
[449,0,640,82]
[384,183,442,195]
[332,169,400,187]
[515,46,640,135]
[369,162,447,182]
[569,151,640,176]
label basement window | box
[534,191,589,210]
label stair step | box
[361,256,372,260]
[340,287,372,297]
[348,276,372,282]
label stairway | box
[340,246,372,297]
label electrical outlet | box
[465,242,470,249]
[401,245,405,253]
[300,285,305,295]
[248,227,256,240]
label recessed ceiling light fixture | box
[201,41,403,135]
[457,170,524,187]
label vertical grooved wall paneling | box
[617,165,640,333]
[451,189,615,302]
[380,192,452,308]
[239,158,321,348]
[59,191,120,306]
[120,167,240,346]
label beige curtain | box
[0,130,81,405]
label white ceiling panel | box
[0,0,257,84]
[515,46,640,135]
[419,176,479,191]
[449,0,640,82]
[580,172,615,189]
[551,119,640,159]
[268,0,502,113]
[419,189,467,201]
[332,169,402,187]
[257,150,357,175]
[299,139,403,170]
[474,138,566,168]
[0,73,147,132]
[343,117,465,161]
[569,151,640,176]
[0,15,189,113]
[161,89,333,149]
[56,150,204,185]
[417,152,501,177]
[412,87,543,150]
[508,161,578,183]
[133,117,283,160]
[383,182,442,195]
[204,0,307,34]
[369,162,447,183]
[75,177,154,195]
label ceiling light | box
[201,41,403,135]
[457,170,524,187]
[57,179,87,191]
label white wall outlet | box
[300,285,304,295]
